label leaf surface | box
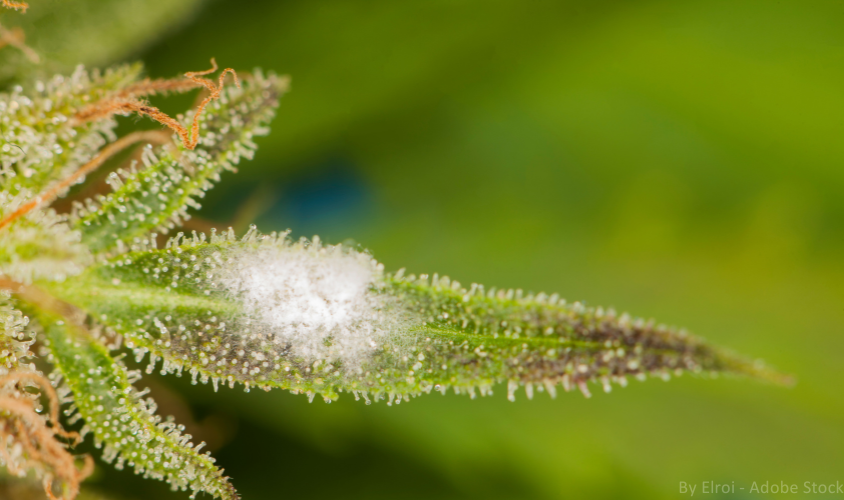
[0,64,141,195]
[0,290,35,375]
[73,71,287,254]
[38,311,238,500]
[0,192,91,283]
[46,232,784,404]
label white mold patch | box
[221,239,402,368]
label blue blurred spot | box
[259,158,372,240]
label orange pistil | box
[0,372,93,500]
[0,0,28,13]
[0,60,237,233]
[73,58,239,150]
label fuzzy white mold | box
[221,240,400,368]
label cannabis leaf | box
[72,70,286,254]
[0,0,208,81]
[0,289,34,375]
[0,64,141,195]
[0,191,90,283]
[38,311,237,500]
[44,230,786,406]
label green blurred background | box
[6,0,844,498]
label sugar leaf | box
[44,230,785,404]
[39,311,238,500]
[73,72,287,254]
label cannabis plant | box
[0,2,788,499]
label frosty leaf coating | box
[0,192,91,284]
[43,230,780,405]
[40,314,237,500]
[0,64,141,195]
[0,290,35,375]
[72,71,287,254]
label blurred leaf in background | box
[0,0,206,80]
[6,0,844,499]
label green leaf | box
[382,272,788,400]
[0,64,142,195]
[45,231,784,404]
[0,192,91,283]
[72,71,287,254]
[0,0,208,81]
[36,310,238,500]
[0,290,35,375]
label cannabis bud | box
[0,2,788,499]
